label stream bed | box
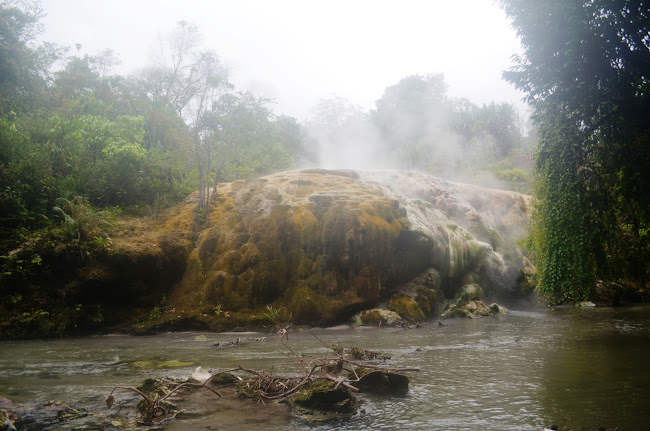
[2,306,650,430]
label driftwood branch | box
[162,382,222,400]
[323,374,359,392]
[106,386,152,409]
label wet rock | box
[332,345,390,361]
[456,283,483,303]
[190,366,212,384]
[441,300,509,318]
[387,295,426,322]
[352,368,409,395]
[12,400,87,429]
[489,302,509,315]
[158,170,533,330]
[353,309,403,327]
[289,378,358,420]
[385,270,440,323]
[210,372,240,386]
[575,301,596,307]
[441,300,495,318]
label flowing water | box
[2,306,650,430]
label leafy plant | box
[92,306,104,325]
[52,196,115,242]
[263,305,281,323]
[149,306,162,321]
[93,235,112,249]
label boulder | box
[489,302,509,315]
[353,309,403,327]
[135,169,533,330]
[353,368,409,395]
[289,379,358,420]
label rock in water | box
[353,369,409,395]
[289,379,358,420]
[162,169,533,328]
[190,366,212,384]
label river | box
[2,306,649,430]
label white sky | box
[39,0,526,121]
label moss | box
[156,360,195,369]
[235,378,258,398]
[294,255,314,280]
[213,250,242,274]
[359,309,383,325]
[291,379,357,415]
[356,309,402,326]
[455,283,483,304]
[238,243,262,270]
[281,285,334,324]
[198,232,220,265]
[250,259,287,306]
[290,207,319,250]
[414,286,438,316]
[387,296,426,322]
[211,373,239,386]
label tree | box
[203,91,294,182]
[501,0,650,301]
[372,74,450,170]
[305,96,372,168]
[135,21,232,220]
[450,101,524,159]
[0,0,60,113]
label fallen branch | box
[323,374,359,392]
[162,382,222,400]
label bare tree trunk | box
[211,167,219,201]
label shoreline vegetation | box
[2,1,648,341]
[2,169,645,341]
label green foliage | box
[502,0,650,301]
[52,196,116,242]
[263,305,281,323]
[496,168,531,193]
[0,6,313,338]
[0,0,55,114]
[203,91,296,183]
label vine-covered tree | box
[501,0,650,301]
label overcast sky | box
[39,0,526,121]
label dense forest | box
[0,0,530,284]
[8,0,647,336]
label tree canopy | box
[0,5,305,249]
[501,0,650,301]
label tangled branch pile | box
[106,341,418,426]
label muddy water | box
[2,306,650,430]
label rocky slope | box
[157,169,534,330]
[0,169,535,337]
